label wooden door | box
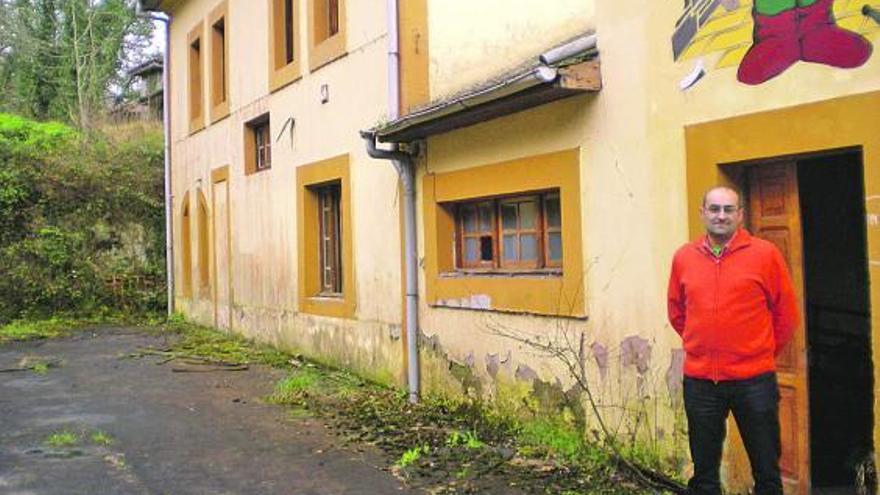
[212,172,232,330]
[728,162,809,494]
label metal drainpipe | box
[357,0,421,404]
[361,131,419,404]
[145,11,175,316]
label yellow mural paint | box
[715,44,750,69]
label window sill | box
[311,293,343,301]
[440,269,562,278]
[210,102,230,124]
[188,119,206,135]
[300,294,355,319]
[269,63,303,93]
[308,34,347,72]
[245,166,272,176]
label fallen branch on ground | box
[171,364,249,372]
[0,358,62,373]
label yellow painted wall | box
[415,0,880,483]
[427,0,594,99]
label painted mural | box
[672,0,879,85]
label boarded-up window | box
[308,0,345,70]
[197,192,210,291]
[188,25,204,132]
[209,1,229,121]
[181,195,193,297]
[269,0,301,91]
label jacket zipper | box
[713,255,720,383]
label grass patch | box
[153,318,676,494]
[397,445,429,467]
[446,430,485,450]
[0,318,83,343]
[45,430,79,448]
[31,362,50,375]
[267,368,323,404]
[0,314,163,345]
[160,316,290,368]
[90,431,114,446]
[517,418,594,462]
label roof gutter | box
[376,65,557,140]
[373,33,599,143]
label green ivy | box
[0,115,165,323]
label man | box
[667,186,800,495]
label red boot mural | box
[738,0,873,84]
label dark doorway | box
[798,151,874,490]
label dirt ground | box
[0,328,416,495]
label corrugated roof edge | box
[368,32,598,143]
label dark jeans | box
[683,372,782,495]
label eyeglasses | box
[705,205,740,214]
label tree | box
[0,0,152,127]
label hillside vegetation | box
[0,114,165,323]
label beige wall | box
[168,0,406,383]
[414,0,880,473]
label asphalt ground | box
[0,328,415,495]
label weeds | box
[160,317,290,368]
[156,321,662,494]
[446,430,485,450]
[397,445,430,467]
[91,431,114,446]
[31,362,50,375]
[0,318,83,343]
[267,368,323,404]
[45,430,79,447]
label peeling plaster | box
[591,341,609,380]
[515,364,539,382]
[436,294,492,310]
[620,335,652,375]
[666,348,685,400]
[486,353,500,377]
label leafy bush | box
[0,114,165,322]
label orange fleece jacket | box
[667,229,799,381]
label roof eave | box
[374,59,601,144]
[371,33,602,144]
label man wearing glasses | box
[667,186,799,495]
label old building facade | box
[144,0,880,492]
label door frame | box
[211,165,233,330]
[683,91,880,493]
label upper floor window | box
[308,0,346,71]
[245,114,271,174]
[209,1,229,121]
[454,191,562,272]
[187,24,205,133]
[269,0,302,91]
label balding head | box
[702,186,744,209]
